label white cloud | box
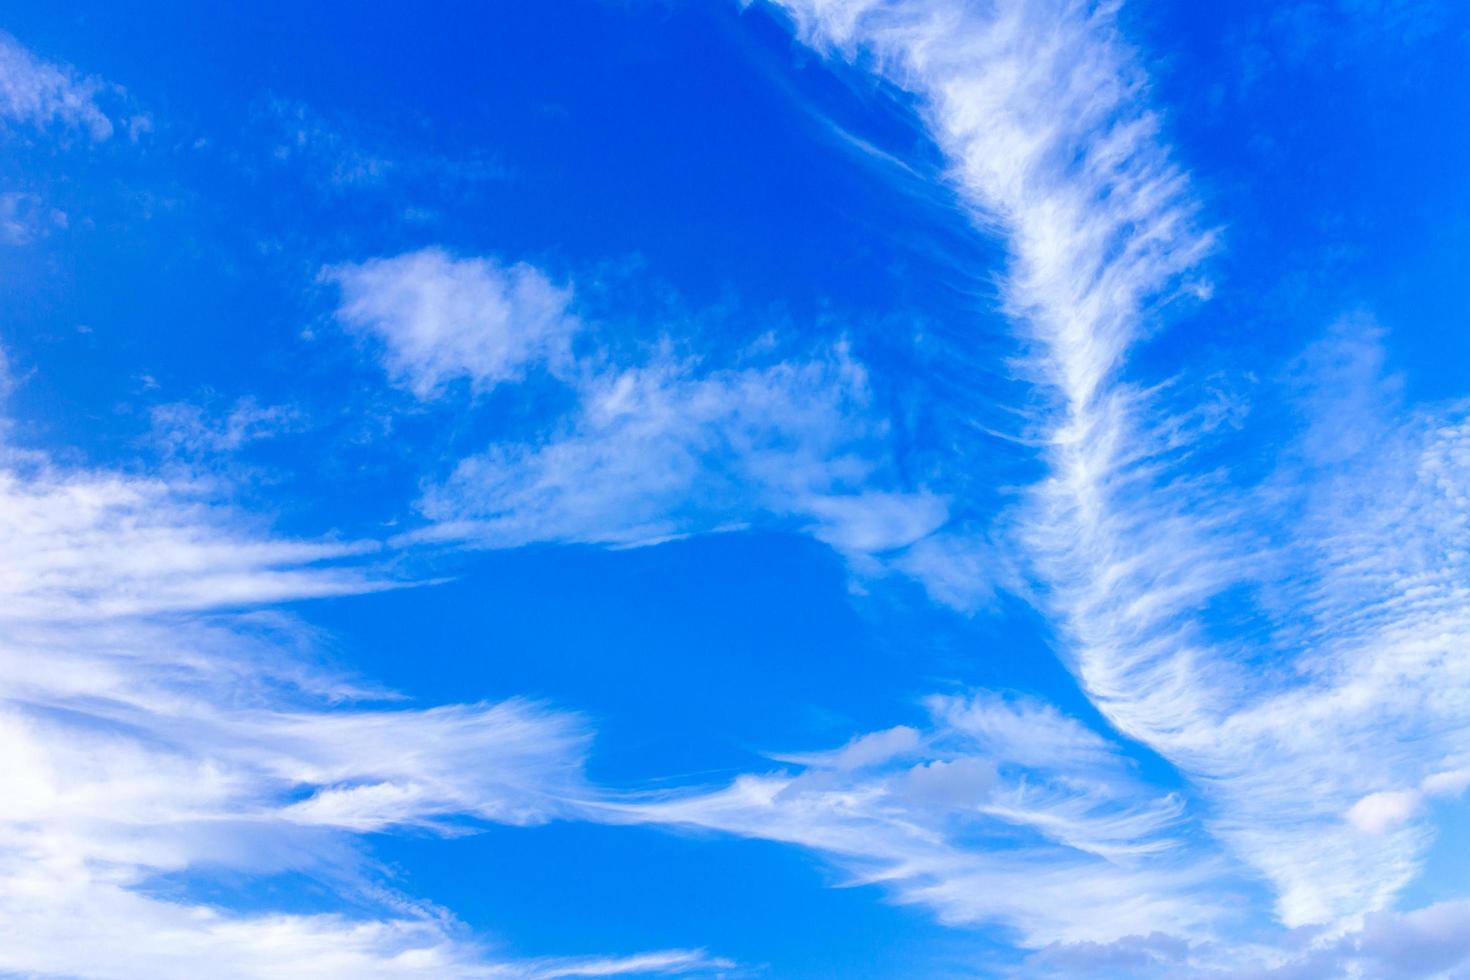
[327,245,964,593]
[613,690,1217,949]
[325,248,579,398]
[770,0,1470,946]
[292,1,1470,958]
[1346,768,1470,836]
[1347,791,1423,836]
[925,690,1114,773]
[1320,899,1470,980]
[889,528,1001,612]
[0,450,384,621]
[412,342,948,558]
[1422,768,1470,798]
[0,391,728,978]
[0,30,112,140]
[1022,897,1470,978]
[820,725,923,771]
[0,885,729,980]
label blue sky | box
[2,1,1469,976]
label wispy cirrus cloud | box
[0,385,730,979]
[416,344,946,554]
[0,448,384,621]
[252,0,1470,963]
[609,689,1222,950]
[325,248,953,576]
[0,893,729,980]
[767,0,1470,955]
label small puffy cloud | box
[324,248,578,399]
[0,31,112,140]
[1346,790,1422,835]
[1422,768,1470,798]
[1345,768,1470,836]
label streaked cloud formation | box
[305,0,1470,967]
[613,691,1218,949]
[6,2,1470,976]
[0,367,728,977]
[419,346,946,555]
[763,0,1470,961]
[327,249,951,570]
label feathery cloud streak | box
[611,690,1222,949]
[769,0,1470,941]
[0,402,725,977]
[418,347,947,554]
[326,248,951,565]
